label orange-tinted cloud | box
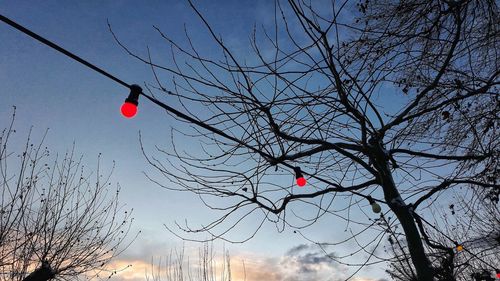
[105,243,385,281]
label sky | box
[0,1,391,280]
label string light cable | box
[0,14,383,207]
[0,14,130,89]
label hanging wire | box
[0,14,130,89]
[0,13,382,204]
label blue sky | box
[0,1,391,280]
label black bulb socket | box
[125,84,142,106]
[293,167,303,179]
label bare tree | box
[0,110,135,281]
[146,243,236,281]
[111,0,499,280]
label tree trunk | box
[22,261,55,281]
[370,141,435,281]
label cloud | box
[229,243,382,281]
[282,243,339,279]
[285,244,309,256]
[102,232,183,281]
[105,241,384,281]
[278,243,345,281]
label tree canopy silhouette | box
[0,111,134,281]
[114,0,499,280]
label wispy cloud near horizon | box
[109,242,386,281]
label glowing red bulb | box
[496,272,500,279]
[293,167,306,187]
[296,177,306,187]
[121,84,142,119]
[121,102,138,118]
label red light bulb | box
[121,84,142,119]
[496,271,500,279]
[121,102,138,118]
[296,177,306,187]
[293,167,306,187]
